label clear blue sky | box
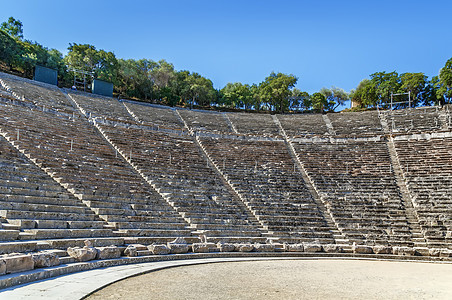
[1,0,451,105]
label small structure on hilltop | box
[34,65,57,85]
[92,78,113,97]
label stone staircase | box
[386,136,427,248]
[272,115,350,247]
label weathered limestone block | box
[323,244,344,253]
[124,245,138,257]
[254,243,276,252]
[217,242,235,252]
[168,243,189,254]
[168,237,189,254]
[0,259,5,275]
[96,246,121,260]
[31,251,60,268]
[373,245,392,255]
[3,254,34,273]
[198,234,207,243]
[271,243,286,252]
[303,243,323,253]
[148,244,170,255]
[0,241,37,255]
[236,243,254,252]
[352,244,373,254]
[393,246,415,256]
[67,246,97,262]
[128,244,148,251]
[170,237,187,244]
[35,220,67,229]
[429,248,441,257]
[439,249,452,258]
[413,247,430,256]
[192,243,218,253]
[285,243,304,252]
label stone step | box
[0,186,70,199]
[123,236,198,245]
[116,228,192,237]
[0,210,96,221]
[0,194,85,207]
[0,201,89,214]
[44,237,125,249]
[0,229,20,241]
[110,221,188,230]
[194,229,263,237]
[21,229,114,239]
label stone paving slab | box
[1,256,451,300]
[0,257,299,299]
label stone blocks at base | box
[372,245,392,255]
[439,249,452,258]
[168,237,189,254]
[217,242,235,252]
[0,259,5,275]
[67,246,97,262]
[323,244,344,253]
[31,251,60,268]
[393,246,415,256]
[285,243,304,252]
[148,244,170,255]
[192,243,217,253]
[303,243,323,253]
[254,243,275,252]
[168,243,189,254]
[124,245,138,257]
[96,246,121,260]
[2,254,34,274]
[236,244,254,252]
[352,244,373,254]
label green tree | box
[65,43,118,84]
[220,82,253,109]
[370,71,401,106]
[185,73,216,108]
[319,87,349,111]
[288,88,311,111]
[0,29,22,69]
[250,84,263,111]
[350,79,378,108]
[311,92,327,112]
[400,72,427,107]
[116,58,157,100]
[1,17,23,40]
[259,72,298,113]
[171,70,192,106]
[423,76,441,106]
[438,57,452,104]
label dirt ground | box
[87,259,452,300]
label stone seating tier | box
[293,140,414,246]
[124,102,184,129]
[0,74,76,114]
[0,104,191,239]
[68,91,136,123]
[277,113,329,137]
[227,112,281,137]
[199,137,336,243]
[97,125,264,238]
[327,110,384,136]
[177,109,233,133]
[0,72,451,258]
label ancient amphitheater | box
[0,71,451,298]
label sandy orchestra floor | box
[87,259,452,299]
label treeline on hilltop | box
[1,17,451,113]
